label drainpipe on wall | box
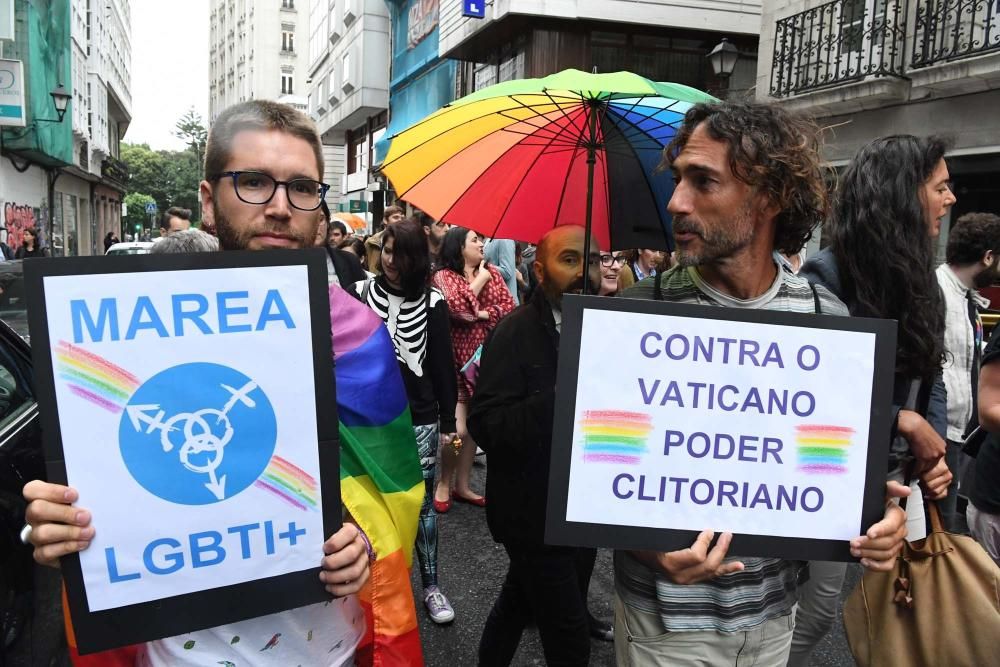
[46,167,61,253]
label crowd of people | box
[17,96,1000,667]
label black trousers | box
[478,543,595,667]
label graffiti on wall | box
[2,202,39,249]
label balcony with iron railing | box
[770,0,909,98]
[912,0,1000,68]
[770,0,1000,104]
[101,155,129,191]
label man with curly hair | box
[936,212,1000,532]
[617,101,911,666]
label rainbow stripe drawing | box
[254,455,319,511]
[57,341,324,516]
[55,340,140,413]
[581,410,653,464]
[796,425,855,474]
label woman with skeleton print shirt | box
[350,219,459,626]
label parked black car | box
[0,260,68,666]
[0,318,42,654]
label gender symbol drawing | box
[118,363,277,505]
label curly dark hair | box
[946,212,1000,266]
[661,101,829,255]
[828,135,950,381]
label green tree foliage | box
[120,142,203,222]
[118,109,209,224]
[174,107,208,166]
[121,143,170,207]
[123,193,156,234]
[165,148,203,216]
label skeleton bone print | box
[362,279,441,377]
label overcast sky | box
[126,0,209,151]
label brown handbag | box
[843,500,1000,666]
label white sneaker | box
[423,586,455,624]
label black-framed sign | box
[24,249,340,654]
[545,294,897,562]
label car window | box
[0,343,33,431]
[0,262,29,341]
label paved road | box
[5,459,858,666]
[412,460,860,666]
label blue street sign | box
[462,0,485,18]
[145,202,157,214]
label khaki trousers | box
[613,592,794,666]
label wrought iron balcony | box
[912,0,1000,68]
[770,0,908,98]
[101,155,130,190]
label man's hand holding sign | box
[633,480,909,583]
[547,299,902,564]
[22,480,370,596]
[20,252,354,655]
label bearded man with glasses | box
[22,100,423,667]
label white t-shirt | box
[140,597,364,666]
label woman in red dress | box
[432,227,516,511]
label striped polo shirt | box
[615,260,849,632]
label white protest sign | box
[42,264,327,611]
[549,297,895,557]
[0,59,26,128]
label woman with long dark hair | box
[15,228,47,258]
[792,135,956,665]
[432,227,515,511]
[349,220,458,624]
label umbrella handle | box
[582,101,599,295]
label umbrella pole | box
[583,100,597,295]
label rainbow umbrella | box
[381,69,716,256]
[332,211,367,232]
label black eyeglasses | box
[600,253,626,267]
[213,171,330,211]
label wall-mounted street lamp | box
[42,84,72,123]
[707,38,739,98]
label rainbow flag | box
[327,285,425,666]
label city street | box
[410,460,859,667]
[1,0,997,665]
[7,455,861,666]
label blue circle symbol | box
[119,363,277,505]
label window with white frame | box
[309,0,327,64]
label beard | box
[974,264,1000,289]
[673,203,755,268]
[212,202,311,251]
[540,270,602,310]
